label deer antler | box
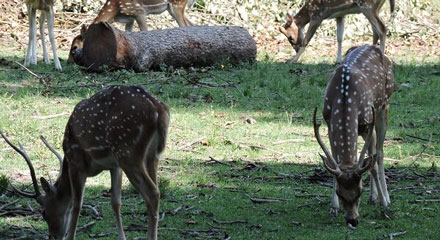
[0,131,42,200]
[40,135,63,172]
[356,107,376,175]
[313,108,342,176]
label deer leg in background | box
[376,107,391,205]
[336,17,345,63]
[110,168,126,240]
[360,9,387,53]
[47,6,62,70]
[367,129,378,204]
[25,5,37,66]
[363,128,387,207]
[39,11,50,64]
[125,18,135,32]
[330,177,339,216]
[289,19,323,63]
[135,15,147,31]
[372,28,379,46]
[168,4,188,27]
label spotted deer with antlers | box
[279,0,395,63]
[25,0,62,70]
[1,85,170,240]
[313,45,393,228]
[67,0,194,63]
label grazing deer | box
[67,0,194,63]
[0,85,170,240]
[313,45,393,228]
[24,0,62,70]
[279,0,395,63]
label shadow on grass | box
[0,160,439,239]
[0,54,439,238]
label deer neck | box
[294,6,310,27]
[54,160,73,200]
[329,110,359,166]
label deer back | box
[323,45,393,165]
[63,85,169,172]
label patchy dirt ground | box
[1,0,439,61]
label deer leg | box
[376,107,390,205]
[110,168,126,240]
[330,177,339,216]
[168,4,188,27]
[125,19,135,32]
[122,166,159,240]
[134,15,147,31]
[336,17,345,63]
[367,130,378,204]
[47,7,62,70]
[364,129,387,207]
[31,8,38,65]
[289,20,322,63]
[25,5,37,66]
[65,165,87,240]
[39,11,49,64]
[372,28,379,46]
[360,9,387,53]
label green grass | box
[0,49,439,239]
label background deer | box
[67,0,194,63]
[279,0,395,63]
[0,85,170,240]
[313,45,393,228]
[25,0,62,70]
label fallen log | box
[75,23,257,72]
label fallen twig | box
[249,196,290,203]
[213,219,247,224]
[14,61,42,79]
[273,139,305,145]
[170,206,182,215]
[204,156,232,166]
[32,112,70,120]
[0,199,18,211]
[83,204,102,219]
[89,232,114,238]
[388,230,407,240]
[77,221,96,233]
[177,136,206,150]
[410,199,440,203]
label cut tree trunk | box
[79,22,257,72]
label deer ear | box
[40,177,55,195]
[286,13,294,23]
[80,24,88,35]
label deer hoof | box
[329,207,339,217]
[368,197,377,205]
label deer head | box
[67,24,88,64]
[279,13,302,53]
[1,85,170,240]
[313,107,376,227]
[0,132,70,239]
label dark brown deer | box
[1,85,170,240]
[279,0,395,63]
[67,0,194,63]
[25,0,62,70]
[313,45,393,228]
